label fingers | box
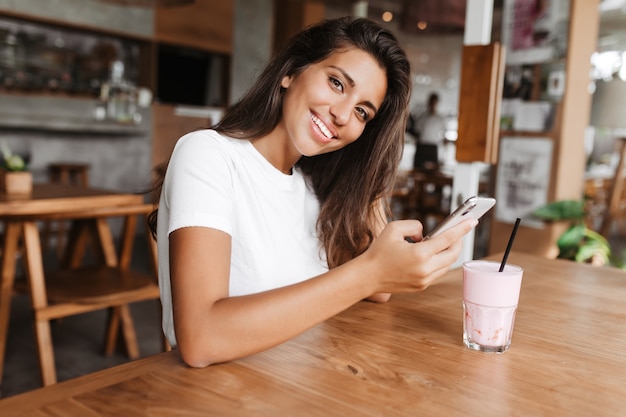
[414,236,463,277]
[407,224,467,290]
[385,219,424,242]
[426,218,478,253]
[370,219,473,294]
[430,238,463,269]
[413,262,454,291]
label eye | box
[355,107,370,121]
[329,76,344,92]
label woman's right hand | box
[360,218,477,294]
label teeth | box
[311,114,333,139]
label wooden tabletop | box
[1,252,625,416]
[0,183,144,217]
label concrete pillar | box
[230,0,274,104]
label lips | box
[311,113,335,140]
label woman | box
[148,17,477,367]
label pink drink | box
[462,260,523,353]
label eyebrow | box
[330,65,380,114]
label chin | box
[297,143,330,157]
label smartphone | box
[423,196,496,240]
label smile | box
[311,113,335,140]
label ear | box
[281,75,293,89]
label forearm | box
[175,255,376,367]
[172,217,476,368]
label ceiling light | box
[382,11,394,22]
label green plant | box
[0,142,28,172]
[532,200,614,266]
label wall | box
[229,0,273,103]
[0,0,269,194]
[0,0,153,37]
[0,1,155,193]
[0,95,153,192]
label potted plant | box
[532,199,617,266]
[0,143,32,194]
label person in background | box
[148,17,477,368]
[415,93,446,145]
[412,92,446,170]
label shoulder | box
[175,129,233,151]
[166,130,246,182]
[171,130,247,162]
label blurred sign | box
[495,136,553,227]
[501,0,571,65]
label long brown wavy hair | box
[148,16,411,268]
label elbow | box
[177,333,244,368]
[179,346,213,368]
[177,339,226,368]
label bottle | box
[101,60,137,123]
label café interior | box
[0,0,625,414]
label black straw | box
[499,218,521,272]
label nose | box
[329,99,351,126]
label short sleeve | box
[163,130,235,236]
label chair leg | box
[104,307,120,357]
[55,220,67,260]
[34,319,57,386]
[22,221,58,386]
[0,222,21,388]
[104,305,140,359]
[106,303,172,355]
[119,305,140,359]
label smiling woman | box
[276,48,387,157]
[145,16,478,368]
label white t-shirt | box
[157,130,328,346]
[416,113,446,146]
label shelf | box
[0,94,150,137]
[499,130,555,137]
[0,115,149,136]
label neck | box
[251,127,301,175]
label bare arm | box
[170,218,477,368]
[365,199,393,303]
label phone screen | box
[423,196,496,240]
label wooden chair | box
[17,203,163,384]
[600,137,626,237]
[390,170,414,220]
[47,163,91,187]
[43,162,91,258]
[406,169,453,233]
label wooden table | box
[0,184,145,387]
[1,251,625,416]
